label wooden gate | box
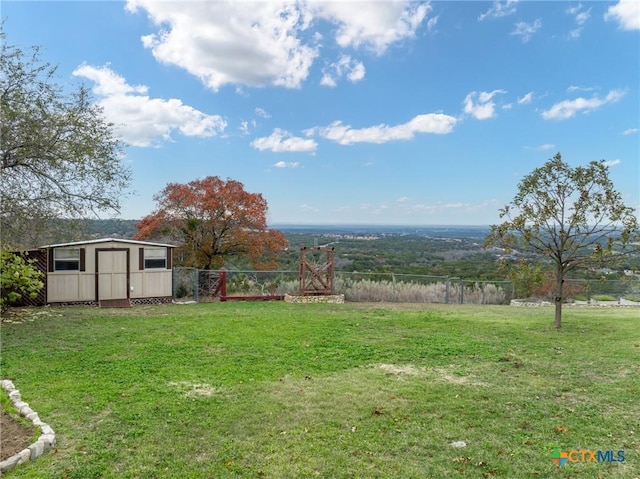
[298,246,335,295]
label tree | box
[485,153,638,329]
[0,32,131,248]
[0,250,44,313]
[134,176,288,269]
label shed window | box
[54,248,80,271]
[144,247,167,269]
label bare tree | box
[485,153,638,329]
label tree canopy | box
[0,32,131,247]
[485,153,638,329]
[134,176,288,269]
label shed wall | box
[46,241,172,303]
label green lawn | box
[1,303,638,478]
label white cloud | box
[312,1,433,55]
[73,64,226,147]
[273,161,300,168]
[255,107,271,119]
[299,203,319,212]
[403,199,499,215]
[239,120,257,135]
[321,54,365,87]
[320,74,337,88]
[478,0,518,21]
[605,0,640,30]
[517,92,533,104]
[541,89,626,120]
[567,85,595,92]
[511,19,542,43]
[463,90,506,120]
[568,28,583,40]
[567,4,591,25]
[426,15,439,33]
[536,144,555,151]
[127,1,316,90]
[575,10,591,25]
[251,128,317,152]
[604,159,621,167]
[566,4,591,39]
[622,128,639,135]
[74,63,148,96]
[126,0,432,90]
[307,113,457,145]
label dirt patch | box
[168,381,219,398]
[432,367,490,387]
[378,364,425,378]
[0,409,35,461]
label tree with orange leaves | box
[134,176,288,269]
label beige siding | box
[130,271,172,298]
[130,273,144,298]
[46,240,173,303]
[47,273,95,302]
[144,270,172,297]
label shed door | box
[97,250,129,300]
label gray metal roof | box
[40,238,176,248]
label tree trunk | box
[554,272,563,330]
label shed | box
[41,238,176,306]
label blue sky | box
[3,0,639,225]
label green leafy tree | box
[499,259,544,299]
[485,153,638,329]
[0,250,44,313]
[0,31,131,248]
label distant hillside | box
[81,219,139,239]
[41,219,140,244]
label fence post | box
[194,268,199,303]
[172,268,177,299]
[445,277,450,304]
[459,279,464,304]
[220,269,227,300]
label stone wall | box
[284,294,345,304]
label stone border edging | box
[0,379,56,474]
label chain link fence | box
[172,268,639,305]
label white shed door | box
[97,250,128,300]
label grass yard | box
[1,302,638,478]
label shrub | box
[0,250,44,312]
[532,273,585,301]
[591,294,617,302]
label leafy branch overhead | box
[134,176,288,270]
[0,32,131,247]
[485,153,639,328]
